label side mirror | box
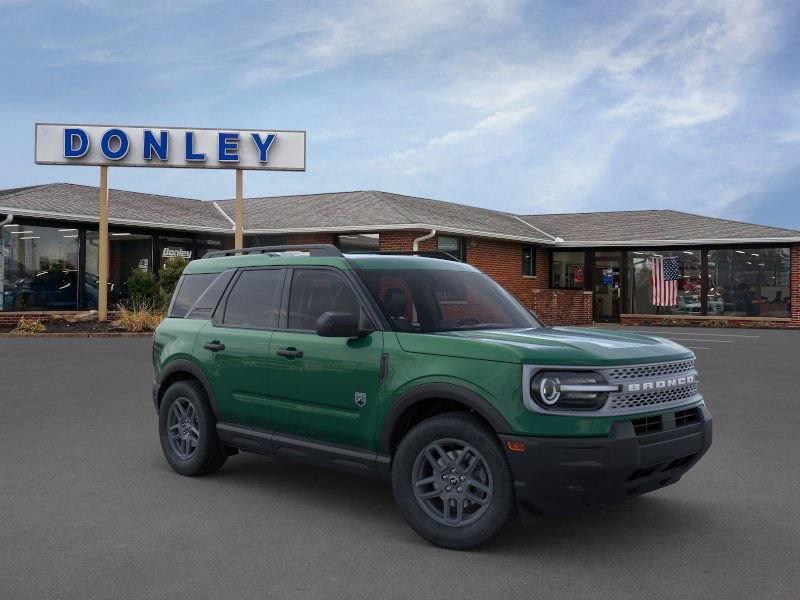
[315,311,371,338]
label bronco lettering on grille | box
[625,374,695,392]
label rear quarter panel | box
[153,318,207,378]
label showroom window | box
[159,236,194,269]
[707,248,790,318]
[438,236,466,261]
[196,237,233,258]
[337,233,379,252]
[85,230,153,309]
[522,245,536,276]
[1,223,80,311]
[628,249,702,315]
[551,251,585,289]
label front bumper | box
[500,403,712,523]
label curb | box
[0,332,154,338]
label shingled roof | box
[519,210,800,245]
[215,190,552,242]
[1,183,798,244]
[0,183,230,232]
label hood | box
[395,326,693,366]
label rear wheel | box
[158,380,226,476]
[391,412,514,550]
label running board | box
[216,423,390,478]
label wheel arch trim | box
[379,383,512,455]
[155,359,221,419]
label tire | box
[158,380,226,476]
[391,412,514,550]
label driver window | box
[287,269,371,331]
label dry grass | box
[113,302,164,332]
[11,317,46,334]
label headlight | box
[530,371,618,411]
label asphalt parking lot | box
[1,327,799,600]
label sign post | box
[35,123,306,320]
[235,169,244,249]
[98,166,109,321]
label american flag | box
[651,256,679,306]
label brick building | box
[2,183,799,328]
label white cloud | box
[378,106,536,175]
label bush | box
[11,317,46,334]
[159,257,188,299]
[113,301,164,332]
[127,268,161,307]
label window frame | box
[437,235,466,262]
[549,249,588,290]
[522,245,537,277]
[278,266,384,334]
[212,266,286,331]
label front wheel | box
[391,413,514,550]
[158,380,226,476]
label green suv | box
[152,244,712,549]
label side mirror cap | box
[315,311,371,338]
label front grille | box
[607,383,699,412]
[606,359,695,381]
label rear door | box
[267,267,383,450]
[195,267,284,430]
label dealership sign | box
[34,123,306,171]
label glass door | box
[593,251,622,322]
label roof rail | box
[203,244,344,259]
[351,250,462,262]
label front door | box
[593,251,622,322]
[268,267,383,450]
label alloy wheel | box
[412,438,494,527]
[167,397,200,460]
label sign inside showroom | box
[34,123,306,171]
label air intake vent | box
[632,414,663,435]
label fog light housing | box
[530,371,617,411]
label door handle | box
[277,347,303,359]
[204,341,226,352]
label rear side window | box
[222,269,283,329]
[169,273,218,318]
[185,269,235,320]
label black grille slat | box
[607,359,695,381]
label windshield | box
[357,268,541,333]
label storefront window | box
[337,233,379,252]
[196,237,233,258]
[85,230,153,308]
[245,234,287,248]
[629,249,702,314]
[1,223,80,310]
[707,248,790,317]
[159,236,194,269]
[551,251,585,289]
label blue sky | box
[1,0,799,228]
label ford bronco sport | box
[152,244,712,549]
